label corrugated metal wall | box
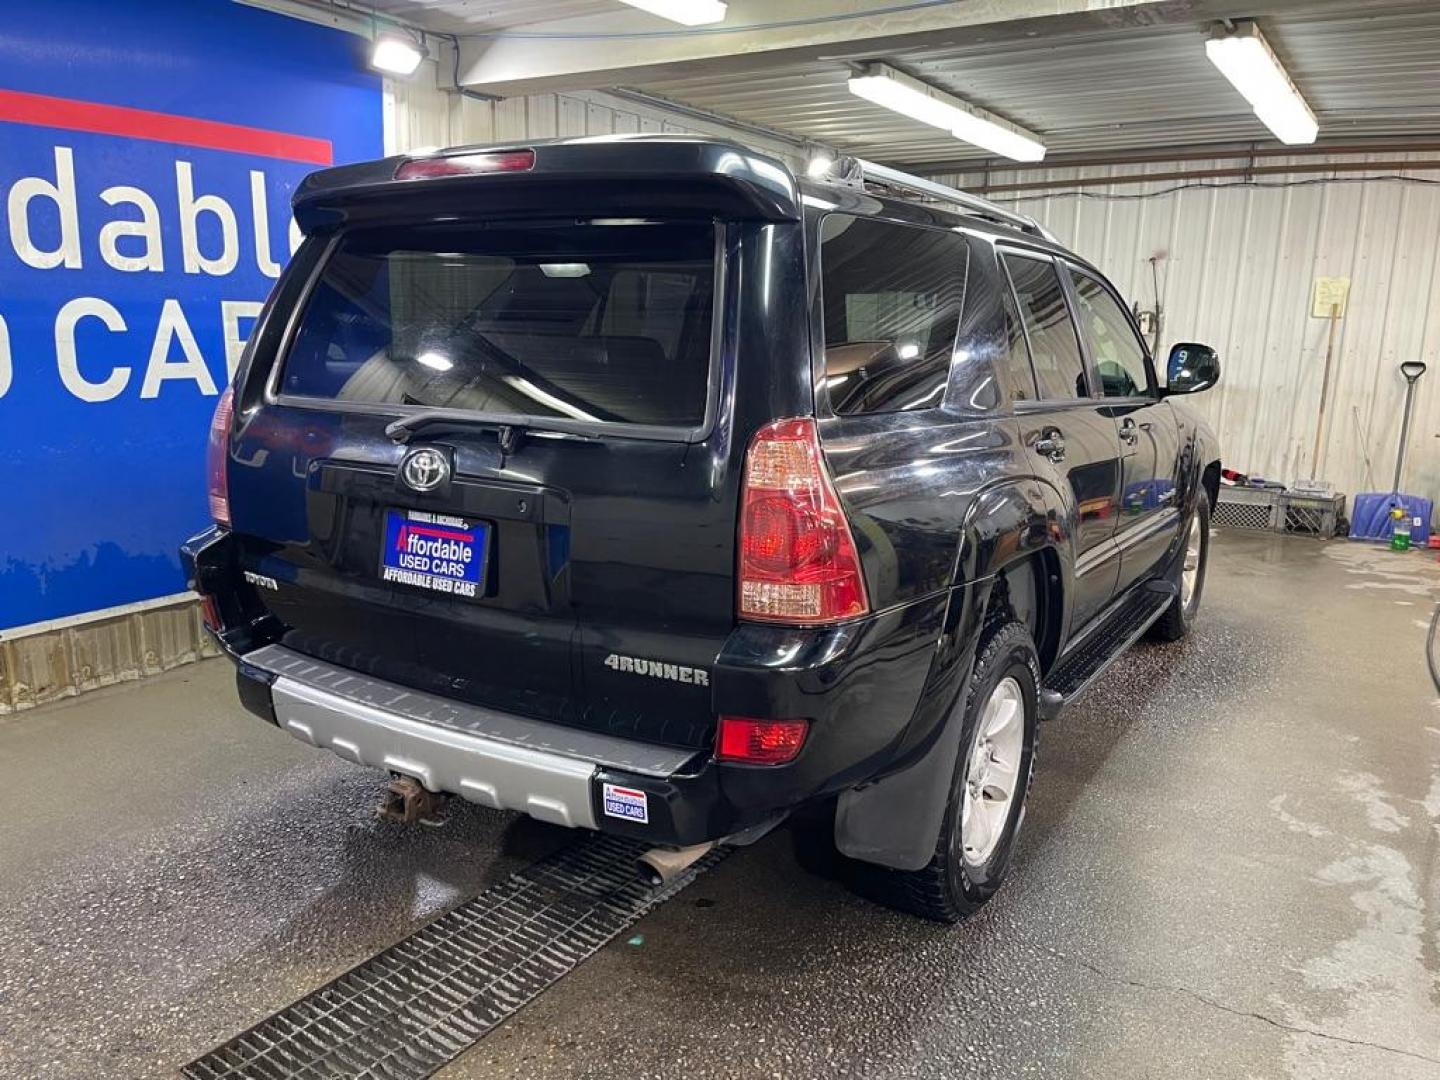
[1,596,218,713]
[386,74,804,168]
[940,156,1440,504]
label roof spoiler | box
[292,136,801,234]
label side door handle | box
[1034,427,1066,463]
[1118,417,1140,445]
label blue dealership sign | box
[0,0,382,629]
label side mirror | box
[1165,343,1220,394]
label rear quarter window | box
[1000,251,1088,401]
[819,214,969,416]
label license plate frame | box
[379,508,490,599]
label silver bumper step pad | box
[182,833,728,1080]
[244,645,700,831]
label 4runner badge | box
[603,653,709,687]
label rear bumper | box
[239,644,728,840]
[188,525,957,846]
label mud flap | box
[834,579,991,872]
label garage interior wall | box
[385,69,804,168]
[940,157,1440,502]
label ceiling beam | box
[453,0,1361,98]
[452,0,1187,97]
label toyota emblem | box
[400,448,449,492]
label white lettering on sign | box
[0,313,10,399]
[55,296,129,402]
[98,184,165,272]
[142,299,217,398]
[0,143,310,401]
[221,300,264,377]
[9,145,83,270]
[249,171,281,279]
[176,160,239,276]
[403,532,473,562]
[380,566,478,597]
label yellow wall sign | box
[1311,276,1351,318]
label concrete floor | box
[1,530,1438,1080]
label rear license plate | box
[380,508,488,598]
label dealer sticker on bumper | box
[602,783,649,824]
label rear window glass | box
[280,223,716,428]
[819,214,968,415]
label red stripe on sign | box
[0,87,333,165]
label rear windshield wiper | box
[384,411,599,468]
[385,410,528,448]
[387,411,541,468]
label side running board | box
[1039,582,1177,717]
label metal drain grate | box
[183,834,725,1080]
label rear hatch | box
[228,213,739,749]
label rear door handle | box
[1119,417,1139,445]
[1034,428,1066,462]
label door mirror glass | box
[1165,343,1220,394]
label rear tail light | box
[394,149,535,180]
[716,716,808,765]
[199,595,223,633]
[738,417,869,624]
[207,386,234,527]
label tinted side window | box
[1070,270,1152,397]
[820,214,968,415]
[1000,252,1087,401]
[996,275,1039,402]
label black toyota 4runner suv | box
[183,136,1221,922]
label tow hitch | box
[379,774,447,826]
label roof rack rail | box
[855,158,1057,242]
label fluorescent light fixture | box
[1205,21,1318,145]
[616,0,727,25]
[951,111,1047,164]
[849,68,966,131]
[897,343,920,360]
[847,64,1045,162]
[370,33,424,77]
[539,263,591,278]
[416,351,452,372]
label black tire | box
[1149,494,1211,642]
[860,620,1040,923]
